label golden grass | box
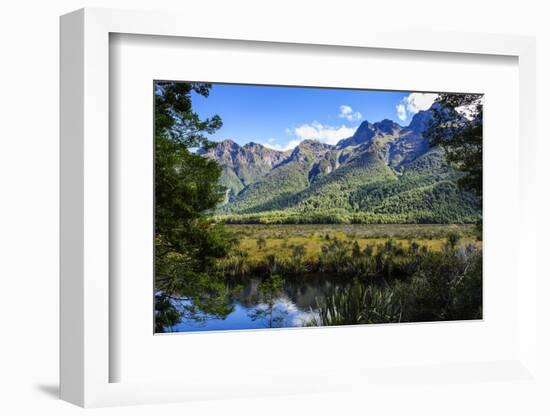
[231,225,480,262]
[238,236,448,262]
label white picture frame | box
[60,7,538,408]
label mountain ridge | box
[200,105,480,223]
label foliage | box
[312,282,401,326]
[305,242,481,326]
[425,93,483,199]
[154,293,181,333]
[216,208,480,225]
[154,81,233,332]
[447,231,461,248]
[155,81,222,147]
[394,244,482,322]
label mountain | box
[201,104,480,224]
[199,139,291,200]
[219,140,335,213]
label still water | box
[167,275,351,332]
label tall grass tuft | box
[312,282,401,326]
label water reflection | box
[167,275,350,332]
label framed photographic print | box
[60,7,539,408]
[153,81,483,334]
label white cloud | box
[265,115,360,152]
[285,139,302,149]
[396,103,407,121]
[293,122,356,145]
[396,93,438,121]
[340,105,352,115]
[260,142,283,150]
[263,122,356,151]
[455,96,483,120]
[260,139,301,151]
[338,104,362,122]
[291,309,319,327]
[405,93,438,113]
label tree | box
[154,81,233,332]
[155,81,222,147]
[425,94,483,199]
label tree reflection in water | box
[247,275,289,328]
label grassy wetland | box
[162,223,483,332]
[225,223,478,263]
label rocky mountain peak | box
[219,138,239,149]
[408,110,434,134]
[202,139,242,161]
[407,102,460,134]
[296,139,331,150]
[374,119,402,135]
[290,140,333,161]
[336,120,375,149]
[243,142,266,151]
[354,120,375,138]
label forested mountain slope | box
[200,105,481,224]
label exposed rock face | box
[200,139,291,199]
[408,109,434,134]
[287,140,333,164]
[336,120,376,148]
[241,142,290,168]
[203,139,288,175]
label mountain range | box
[199,104,481,224]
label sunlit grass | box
[228,224,479,262]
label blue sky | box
[191,83,437,151]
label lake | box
[167,274,352,332]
